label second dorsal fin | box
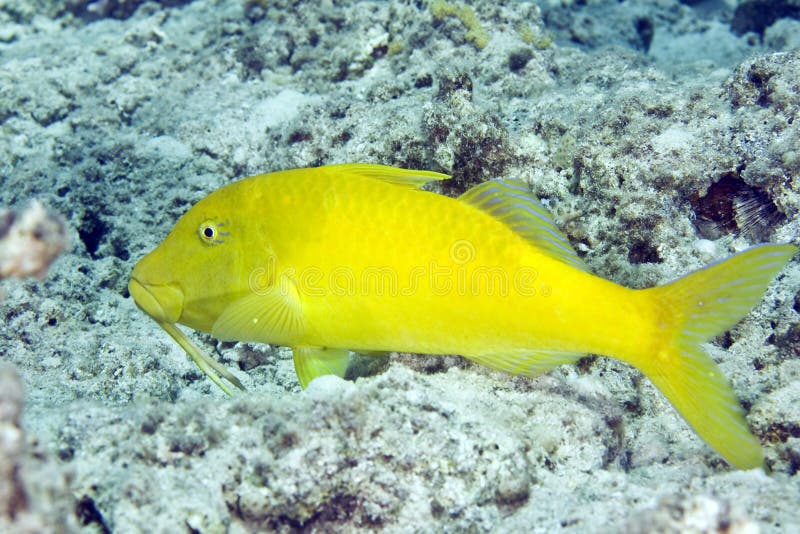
[459,179,588,271]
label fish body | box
[129,164,797,469]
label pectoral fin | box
[293,346,351,388]
[212,276,306,345]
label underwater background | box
[1,0,799,532]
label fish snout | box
[128,277,184,324]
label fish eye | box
[198,219,224,245]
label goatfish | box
[128,163,796,469]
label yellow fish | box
[129,163,796,469]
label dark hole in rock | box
[78,212,108,257]
[689,173,783,241]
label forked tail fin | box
[639,244,796,469]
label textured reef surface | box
[1,0,799,532]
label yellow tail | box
[639,244,797,469]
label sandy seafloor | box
[1,0,800,532]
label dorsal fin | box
[459,179,588,271]
[326,163,450,189]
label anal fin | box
[465,349,584,378]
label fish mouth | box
[128,276,184,324]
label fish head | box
[129,188,249,332]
